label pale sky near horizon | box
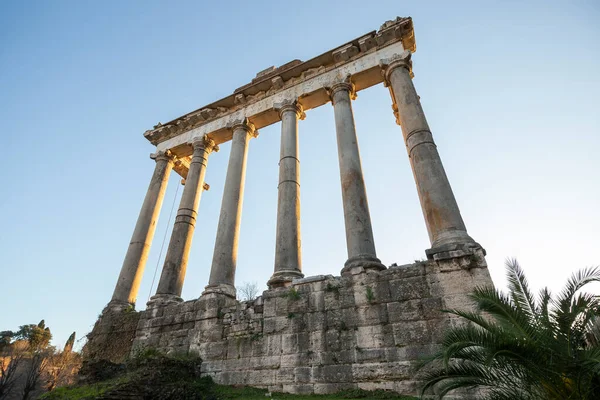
[1,0,598,349]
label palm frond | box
[469,286,537,339]
[505,258,538,324]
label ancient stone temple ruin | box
[86,17,493,395]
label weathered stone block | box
[276,367,296,384]
[295,366,311,383]
[389,276,430,301]
[354,347,386,363]
[282,332,309,354]
[265,334,282,356]
[281,352,309,367]
[312,365,353,383]
[250,355,280,369]
[352,361,412,381]
[197,341,226,360]
[263,316,289,334]
[283,383,314,394]
[313,382,357,394]
[354,304,388,326]
[306,311,327,331]
[392,320,430,346]
[387,300,422,322]
[355,325,394,349]
[308,291,325,312]
[275,296,290,315]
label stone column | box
[204,119,258,298]
[149,136,218,306]
[268,101,305,288]
[106,151,175,311]
[382,50,481,259]
[328,80,385,274]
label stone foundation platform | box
[86,250,491,396]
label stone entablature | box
[144,17,415,156]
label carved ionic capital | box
[230,118,258,139]
[191,135,219,154]
[380,50,413,85]
[150,150,176,164]
[274,99,305,120]
[326,76,357,102]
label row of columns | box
[106,50,479,311]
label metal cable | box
[147,180,181,301]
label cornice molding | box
[144,17,415,146]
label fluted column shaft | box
[384,51,478,256]
[329,82,385,274]
[151,137,218,304]
[107,151,174,311]
[204,120,257,298]
[269,102,304,288]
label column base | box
[426,241,486,261]
[341,254,386,276]
[201,283,237,299]
[267,269,304,289]
[102,299,134,314]
[430,229,478,250]
[146,293,183,308]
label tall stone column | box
[149,136,218,306]
[204,119,258,298]
[268,101,304,288]
[106,151,175,312]
[328,80,385,274]
[382,50,481,259]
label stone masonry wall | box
[88,250,492,396]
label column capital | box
[230,118,259,139]
[274,99,305,120]
[380,50,413,85]
[150,150,176,163]
[191,135,219,154]
[327,77,357,101]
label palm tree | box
[420,259,600,399]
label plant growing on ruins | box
[122,304,135,314]
[326,282,340,293]
[366,286,375,303]
[286,288,301,301]
[419,259,600,400]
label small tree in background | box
[63,332,75,354]
[15,320,52,352]
[0,330,15,351]
[21,353,48,400]
[46,332,81,392]
[0,340,25,398]
[237,282,260,302]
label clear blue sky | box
[1,0,598,349]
